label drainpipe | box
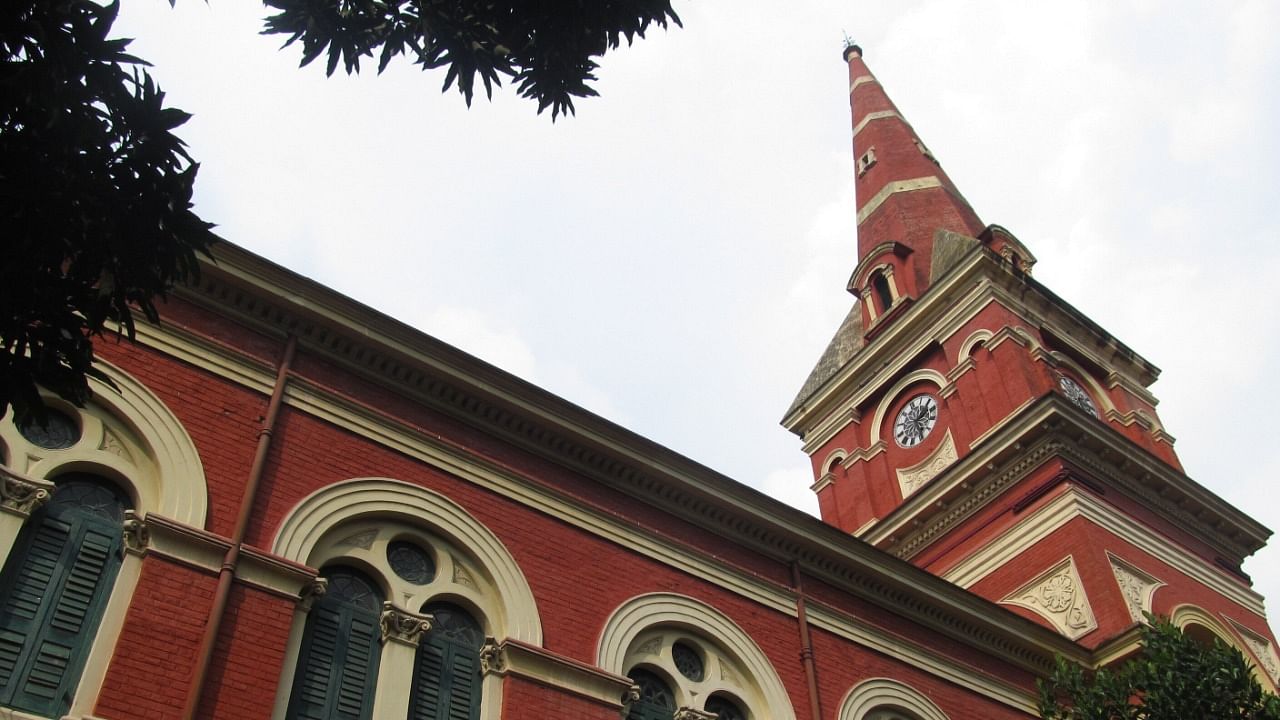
[182,334,297,720]
[791,561,823,720]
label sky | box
[115,2,1280,628]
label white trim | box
[807,603,1036,713]
[956,329,994,362]
[849,75,877,93]
[272,477,542,645]
[857,177,944,225]
[840,678,950,720]
[853,111,905,138]
[596,593,797,720]
[869,369,948,446]
[941,488,1266,616]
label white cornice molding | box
[784,251,1162,441]
[485,638,634,710]
[806,603,1038,714]
[856,382,1267,565]
[147,249,1094,676]
[941,487,1265,617]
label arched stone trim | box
[1046,352,1116,416]
[840,678,949,720]
[597,592,796,720]
[869,369,948,445]
[823,449,849,474]
[272,477,541,645]
[957,330,994,362]
[0,360,207,718]
[1,360,208,526]
[1169,604,1235,645]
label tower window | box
[872,273,894,314]
[857,147,877,176]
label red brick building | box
[0,45,1275,720]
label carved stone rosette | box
[121,510,151,556]
[0,467,54,517]
[297,577,329,613]
[1001,555,1097,640]
[379,602,433,647]
[478,637,506,675]
[674,708,718,720]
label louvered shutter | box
[286,569,382,720]
[408,604,482,720]
[408,642,444,720]
[0,485,124,718]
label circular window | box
[17,409,80,450]
[672,641,704,682]
[387,540,435,585]
[1058,376,1099,418]
[893,394,938,448]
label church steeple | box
[783,46,1277,661]
[843,43,987,329]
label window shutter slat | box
[0,480,125,717]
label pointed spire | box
[844,44,986,304]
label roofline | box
[162,240,1085,676]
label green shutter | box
[408,605,482,720]
[0,487,124,718]
[286,569,382,720]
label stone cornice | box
[782,248,1161,438]
[128,510,316,599]
[864,396,1270,566]
[161,243,1083,681]
[482,638,634,709]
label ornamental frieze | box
[1001,556,1097,640]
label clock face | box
[1058,376,1099,417]
[894,394,938,448]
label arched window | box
[409,602,484,720]
[286,567,383,720]
[627,669,676,720]
[599,594,794,720]
[871,272,894,314]
[0,474,128,718]
[707,694,748,720]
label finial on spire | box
[842,34,862,62]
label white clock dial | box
[1058,376,1099,417]
[894,394,938,448]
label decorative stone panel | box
[1228,620,1280,686]
[1107,552,1164,623]
[895,430,957,499]
[1001,556,1097,640]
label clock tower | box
[782,44,1280,682]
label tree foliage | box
[1,0,218,426]
[262,0,681,119]
[1039,615,1280,720]
[2,1,678,427]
